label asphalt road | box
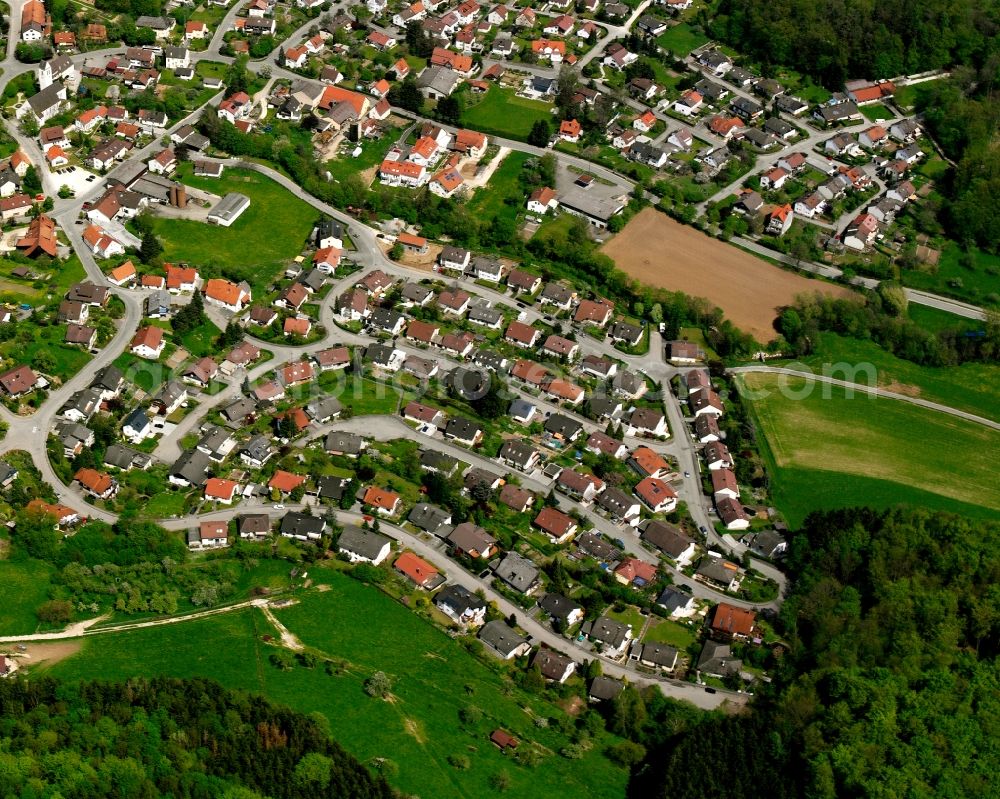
[730,365,1000,429]
[0,2,980,709]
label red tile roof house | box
[634,476,678,513]
[313,346,351,371]
[394,551,441,589]
[542,334,579,361]
[74,467,118,499]
[280,360,315,387]
[716,496,751,530]
[505,320,541,348]
[406,318,440,345]
[711,468,740,501]
[363,485,402,516]
[627,446,671,479]
[506,269,542,295]
[438,289,471,316]
[283,316,312,337]
[556,468,604,502]
[194,520,230,549]
[130,326,165,359]
[403,401,445,427]
[204,477,239,504]
[585,431,629,460]
[710,602,757,640]
[614,557,657,587]
[704,441,734,471]
[511,359,550,387]
[269,470,306,496]
[542,377,585,406]
[690,387,724,417]
[165,264,200,292]
[499,483,534,512]
[440,331,475,358]
[574,298,614,327]
[534,506,578,544]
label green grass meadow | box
[901,241,1000,308]
[462,87,554,141]
[737,372,1000,528]
[45,573,629,799]
[467,150,531,226]
[0,555,57,636]
[785,332,1000,422]
[656,23,709,56]
[152,166,315,292]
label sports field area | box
[45,571,629,799]
[737,372,1000,527]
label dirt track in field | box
[600,208,854,342]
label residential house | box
[479,620,531,659]
[583,616,632,658]
[337,526,392,563]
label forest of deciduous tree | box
[0,676,395,799]
[628,508,1000,799]
[710,0,998,86]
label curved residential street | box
[0,0,981,713]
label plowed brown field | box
[600,208,854,341]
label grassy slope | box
[45,573,629,799]
[152,166,315,292]
[901,241,1000,308]
[737,372,1000,528]
[0,556,57,635]
[783,331,1000,422]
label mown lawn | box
[907,303,976,334]
[180,319,222,358]
[861,103,893,122]
[462,86,554,141]
[737,372,1000,528]
[152,166,316,293]
[0,555,57,636]
[785,331,1000,422]
[656,23,709,56]
[643,618,696,650]
[340,375,404,416]
[46,575,630,799]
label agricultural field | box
[44,574,630,799]
[785,331,1000,422]
[462,87,554,141]
[737,372,1000,528]
[151,166,316,293]
[601,207,854,342]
